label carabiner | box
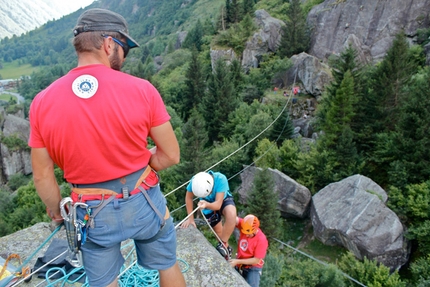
[60,197,73,222]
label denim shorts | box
[75,184,177,287]
[241,267,262,287]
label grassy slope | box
[0,61,39,79]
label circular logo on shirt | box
[72,75,98,99]
[240,239,248,251]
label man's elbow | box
[169,153,180,165]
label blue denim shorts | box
[75,184,177,287]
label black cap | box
[73,8,139,48]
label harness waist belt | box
[70,165,158,203]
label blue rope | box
[119,264,159,287]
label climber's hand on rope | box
[197,200,209,210]
[46,207,63,231]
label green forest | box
[1,0,430,286]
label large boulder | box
[307,0,430,63]
[237,166,311,218]
[311,174,409,271]
[288,52,333,97]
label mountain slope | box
[0,0,94,39]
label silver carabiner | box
[60,197,73,222]
[73,202,88,228]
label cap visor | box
[119,31,139,48]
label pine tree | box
[321,70,358,146]
[181,108,210,178]
[242,0,255,16]
[225,0,241,25]
[372,32,416,132]
[374,67,430,187]
[182,20,204,51]
[201,59,238,143]
[179,48,206,121]
[245,169,282,239]
[277,0,310,58]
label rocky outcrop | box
[241,9,284,71]
[287,52,333,97]
[0,111,31,183]
[237,166,311,218]
[311,174,409,271]
[0,223,249,287]
[210,48,237,71]
[308,0,430,63]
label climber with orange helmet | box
[180,170,237,260]
[229,214,268,287]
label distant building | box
[0,79,18,90]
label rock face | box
[308,0,430,63]
[288,52,333,97]
[0,223,249,287]
[237,166,311,218]
[311,174,409,271]
[0,110,31,183]
[210,47,237,71]
[241,9,285,71]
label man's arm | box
[181,191,196,228]
[229,257,262,268]
[148,121,180,171]
[198,192,224,211]
[31,147,62,220]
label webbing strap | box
[85,195,116,229]
[138,186,166,227]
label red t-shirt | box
[29,64,170,183]
[236,218,269,268]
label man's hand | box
[197,200,209,210]
[180,218,196,229]
[229,259,239,268]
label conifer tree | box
[242,0,255,16]
[225,0,241,25]
[181,109,209,178]
[277,0,310,58]
[321,70,358,147]
[201,59,238,143]
[374,67,430,187]
[179,48,206,121]
[372,32,416,132]
[245,168,282,239]
[182,20,204,51]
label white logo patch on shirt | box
[72,75,98,99]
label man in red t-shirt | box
[229,214,268,287]
[28,8,185,287]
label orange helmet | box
[241,214,260,235]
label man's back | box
[29,64,170,183]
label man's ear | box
[102,37,115,56]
